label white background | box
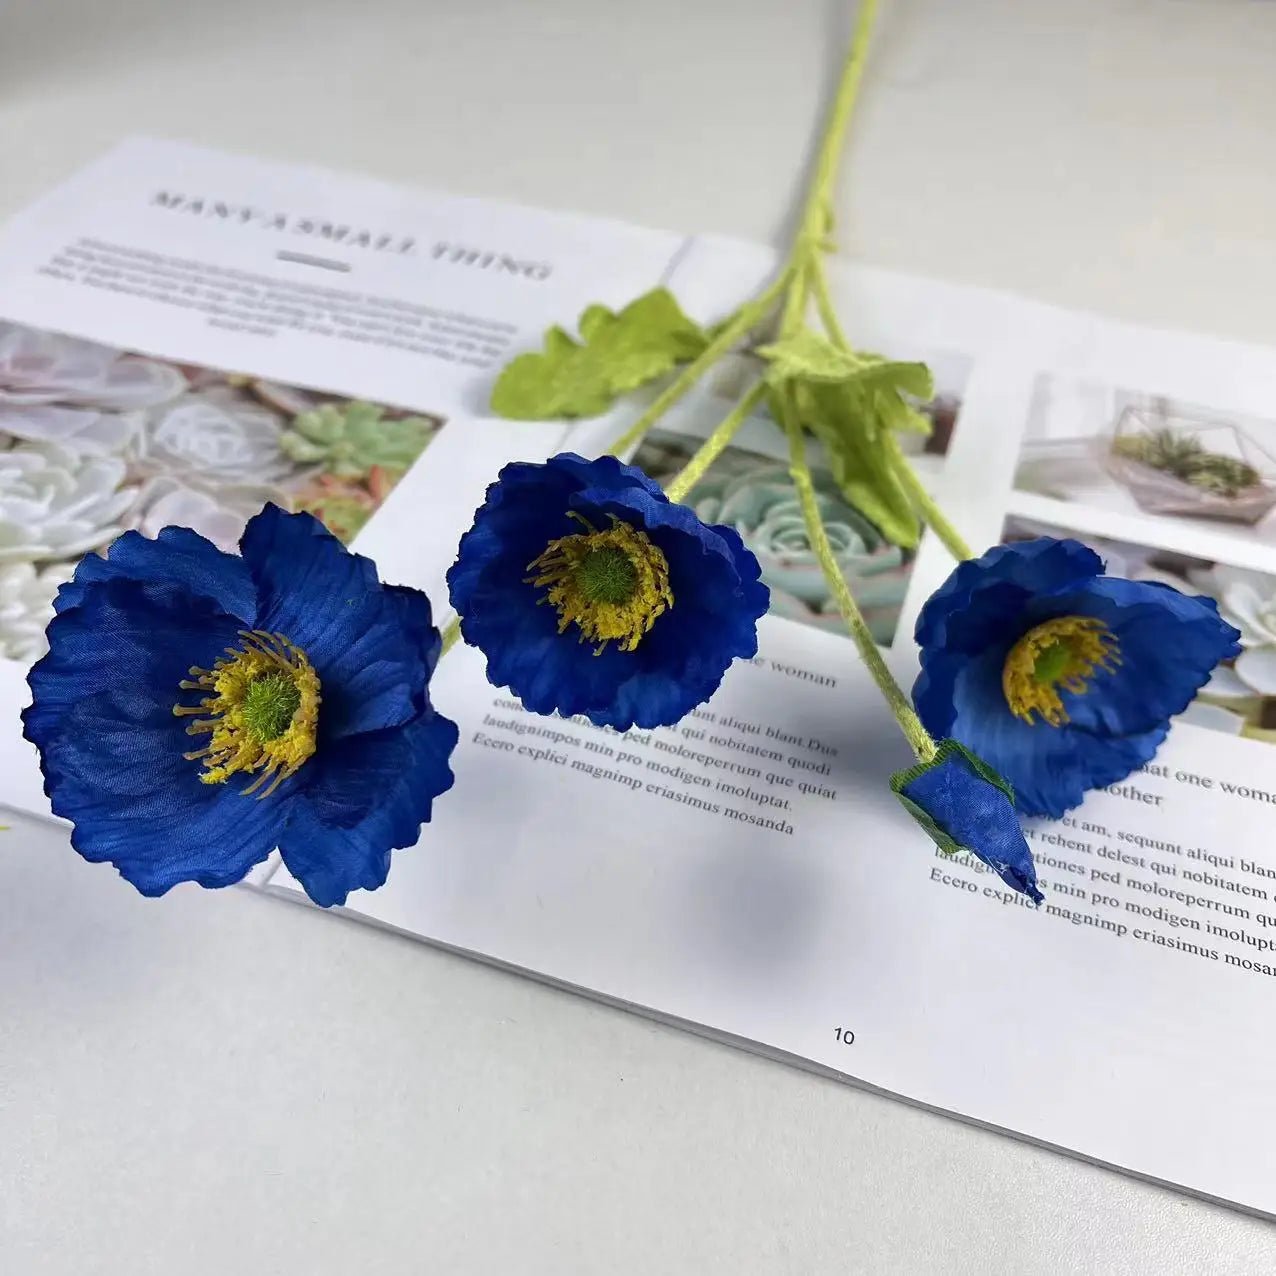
[5,0,1276,1271]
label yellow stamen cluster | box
[173,630,321,797]
[1002,615,1121,727]
[527,512,673,654]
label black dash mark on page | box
[276,250,351,272]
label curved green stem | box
[882,435,974,561]
[605,2,879,464]
[810,258,850,348]
[811,257,974,563]
[780,258,811,340]
[440,615,461,658]
[778,1,878,340]
[782,399,937,764]
[605,267,793,458]
[793,0,879,253]
[665,382,768,503]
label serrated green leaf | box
[861,355,934,402]
[757,330,861,384]
[873,390,933,435]
[489,287,709,420]
[544,326,579,359]
[758,332,935,408]
[794,380,922,549]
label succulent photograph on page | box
[0,320,444,662]
[629,343,962,649]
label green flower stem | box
[605,267,794,458]
[605,1,880,461]
[810,256,976,563]
[664,382,768,504]
[774,0,878,341]
[440,615,462,658]
[882,434,975,561]
[780,257,811,339]
[784,0,879,317]
[783,400,938,764]
[810,257,850,348]
[794,0,879,252]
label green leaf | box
[757,330,862,384]
[860,356,934,403]
[792,379,922,549]
[758,331,934,406]
[758,332,936,547]
[876,399,932,436]
[490,288,709,420]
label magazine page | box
[262,235,1276,1215]
[8,142,1276,1213]
[0,138,692,815]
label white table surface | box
[5,1,1276,1271]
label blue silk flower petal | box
[894,741,1043,904]
[447,452,770,729]
[912,537,1241,820]
[22,504,458,907]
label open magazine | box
[4,139,1276,1216]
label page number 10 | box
[833,1027,855,1046]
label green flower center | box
[526,512,673,654]
[242,671,304,741]
[1031,641,1074,687]
[173,630,321,798]
[1002,615,1121,727]
[576,545,640,605]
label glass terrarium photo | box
[1104,399,1276,525]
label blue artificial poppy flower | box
[23,505,458,907]
[912,537,1241,819]
[447,452,769,729]
[893,740,1042,903]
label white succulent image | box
[133,388,300,487]
[1183,564,1276,715]
[122,474,286,553]
[0,560,70,662]
[1208,566,1276,696]
[0,440,136,564]
[0,319,443,669]
[0,322,187,411]
[0,323,186,458]
[0,403,145,456]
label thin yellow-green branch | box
[780,258,810,339]
[792,0,880,255]
[810,258,850,348]
[605,267,793,458]
[882,435,975,561]
[605,2,879,462]
[439,615,461,658]
[665,382,768,504]
[776,2,878,339]
[783,400,937,763]
[811,250,974,564]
